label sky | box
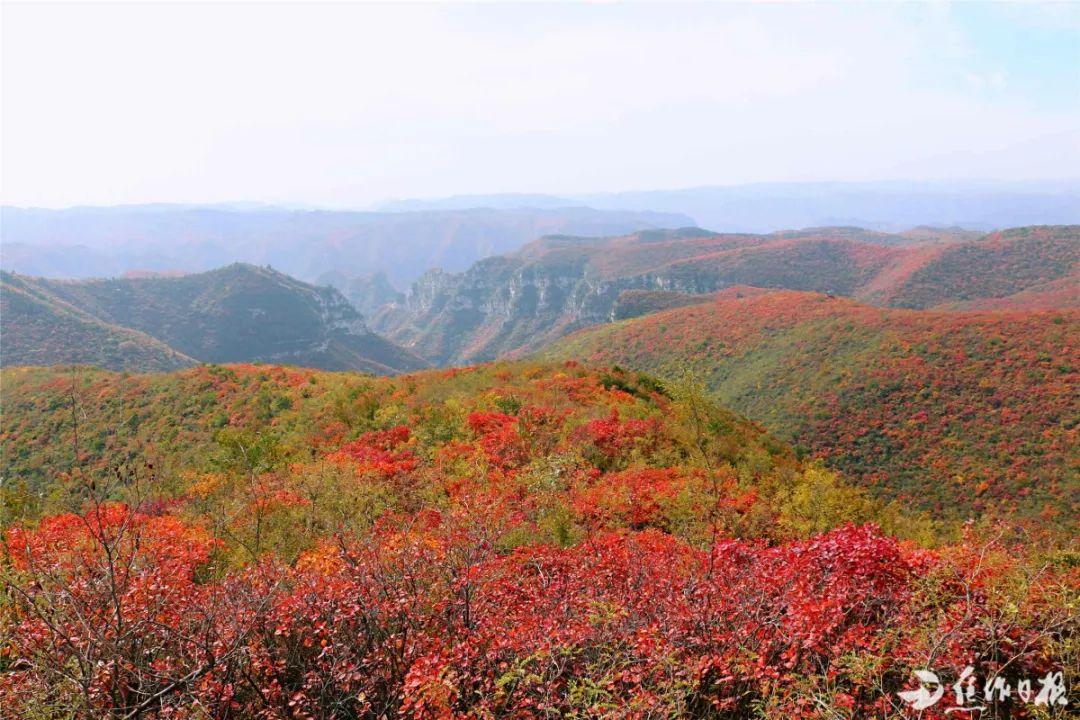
[2,1,1078,208]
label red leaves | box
[574,409,662,469]
[1,503,259,718]
[329,424,419,478]
[552,290,1079,519]
[3,507,1070,718]
[6,502,217,577]
[2,363,1073,718]
[467,406,569,474]
[467,410,515,436]
[468,410,530,472]
[572,467,684,528]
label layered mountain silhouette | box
[0,205,691,289]
[378,180,1080,232]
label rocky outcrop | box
[374,230,759,365]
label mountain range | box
[0,205,690,292]
[3,220,1076,522]
[373,224,1079,366]
[379,180,1080,232]
[0,264,427,374]
[7,181,1077,304]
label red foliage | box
[5,506,1070,718]
[554,290,1080,518]
[329,424,418,478]
[1,362,1073,717]
[574,409,662,469]
[572,467,685,528]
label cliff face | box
[374,230,766,365]
[317,270,406,318]
[379,266,738,365]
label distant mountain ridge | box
[876,226,1080,309]
[0,264,428,374]
[0,205,692,289]
[373,224,1079,366]
[377,180,1080,232]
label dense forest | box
[1,362,1075,717]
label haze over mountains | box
[0,205,691,291]
[5,181,1078,301]
[5,2,1079,713]
[379,180,1080,233]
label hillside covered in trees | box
[0,265,428,374]
[0,272,197,372]
[4,1,1078,715]
[544,289,1079,521]
[1,361,1074,718]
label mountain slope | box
[0,272,196,372]
[543,289,1079,520]
[0,361,801,526]
[931,275,1079,312]
[2,362,1071,720]
[1,265,428,374]
[882,226,1080,309]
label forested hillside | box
[2,361,1074,718]
[0,273,196,372]
[4,4,1078,716]
[0,265,428,374]
[1,362,790,523]
[883,226,1080,309]
[544,290,1079,521]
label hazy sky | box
[3,2,1078,208]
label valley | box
[4,4,1077,715]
